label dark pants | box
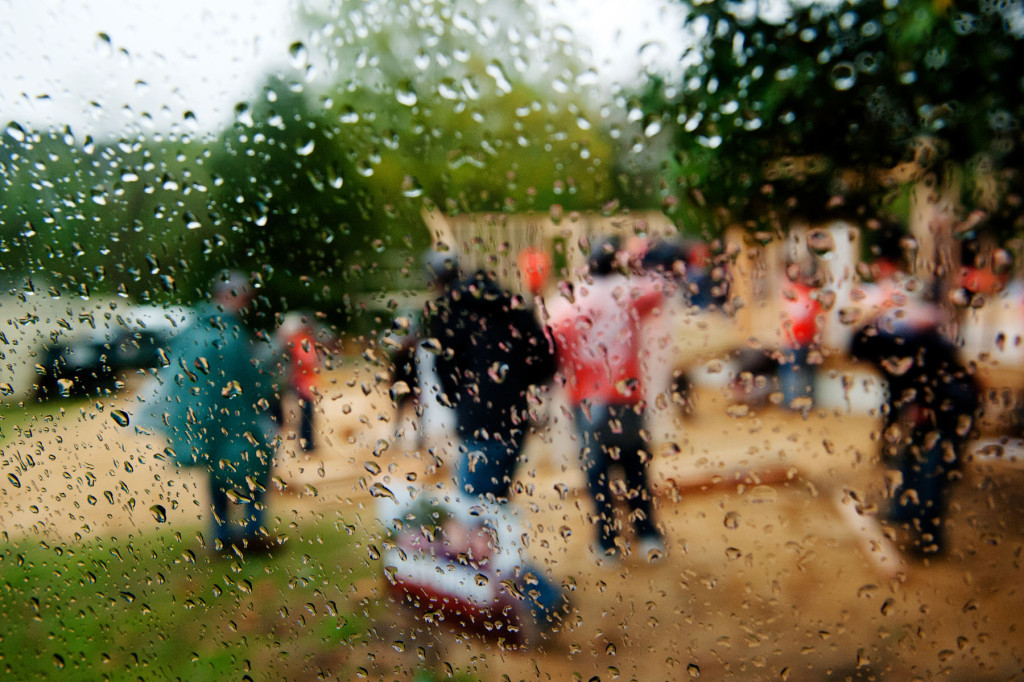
[209,473,266,549]
[574,403,660,554]
[298,398,315,452]
[888,424,963,555]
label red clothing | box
[780,281,822,348]
[548,274,663,406]
[285,331,319,401]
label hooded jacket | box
[136,302,277,490]
[427,270,556,442]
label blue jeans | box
[456,435,524,501]
[778,346,814,408]
[574,403,660,553]
[888,424,962,554]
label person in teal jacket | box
[138,271,279,554]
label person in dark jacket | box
[424,253,566,634]
[426,260,557,500]
[850,228,980,557]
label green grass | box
[0,397,482,681]
[0,520,387,681]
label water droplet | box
[389,381,411,401]
[5,121,29,143]
[234,102,253,127]
[400,175,423,198]
[110,410,129,427]
[723,511,741,529]
[831,62,857,91]
[396,80,417,107]
[327,164,344,189]
[806,229,835,255]
[748,485,778,504]
[150,504,167,523]
[500,579,526,600]
[7,473,21,489]
[339,105,359,124]
[554,482,569,500]
[687,663,701,677]
[726,404,750,418]
[368,482,396,502]
[221,380,243,398]
[296,139,315,156]
[288,41,308,68]
[488,362,509,383]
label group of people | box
[405,225,982,582]
[380,237,675,635]
[418,239,669,564]
[131,223,982,638]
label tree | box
[3,0,623,336]
[641,0,1024,242]
[1,124,215,303]
[296,0,618,215]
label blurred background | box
[2,0,1024,680]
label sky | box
[0,0,685,139]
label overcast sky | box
[0,0,685,139]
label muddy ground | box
[2,362,1023,681]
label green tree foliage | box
[641,0,1024,231]
[3,0,619,331]
[207,75,393,329]
[297,0,617,215]
[1,124,214,302]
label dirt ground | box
[2,361,1023,681]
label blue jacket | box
[136,303,277,489]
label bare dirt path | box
[3,364,1023,681]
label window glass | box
[2,0,1022,679]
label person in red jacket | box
[277,312,321,452]
[777,264,823,411]
[548,236,666,563]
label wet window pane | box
[2,0,1023,679]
